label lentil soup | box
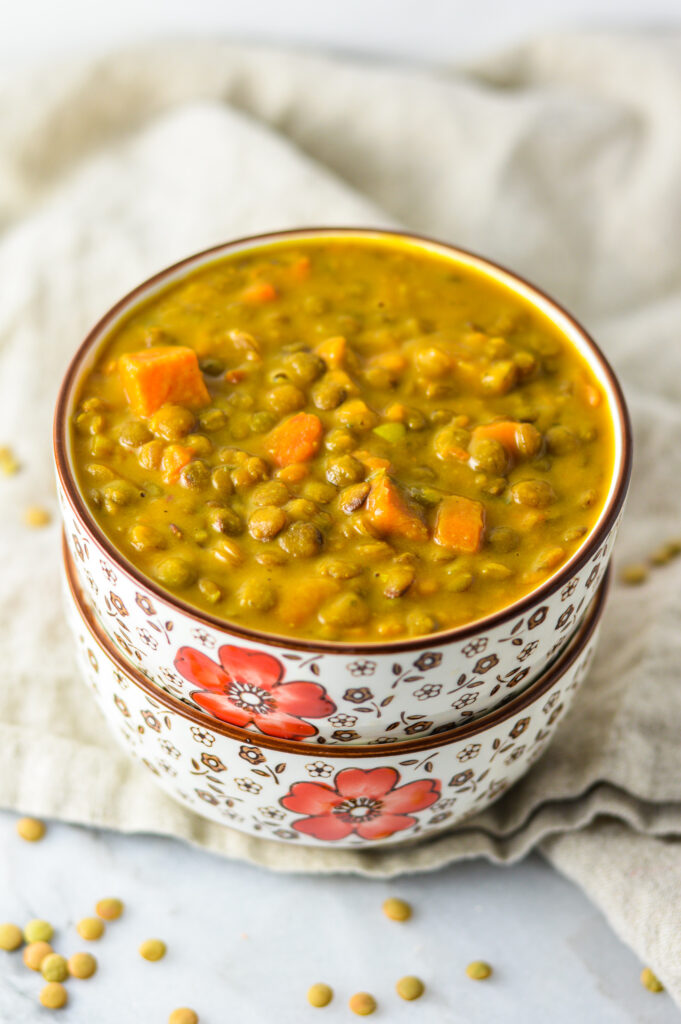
[69,235,615,642]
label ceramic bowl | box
[62,540,609,849]
[54,228,630,746]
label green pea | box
[373,422,407,443]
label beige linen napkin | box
[2,30,681,1002]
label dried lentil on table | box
[466,960,492,981]
[76,917,104,941]
[95,897,123,921]
[307,983,333,1008]
[396,975,425,1001]
[24,941,53,970]
[24,919,53,943]
[0,923,23,951]
[67,952,97,979]
[16,816,45,841]
[349,992,377,1016]
[139,938,166,961]
[640,967,664,993]
[382,897,412,922]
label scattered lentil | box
[650,541,681,566]
[349,992,377,1016]
[39,982,68,1009]
[307,983,333,1008]
[382,897,412,922]
[620,564,648,586]
[95,897,124,921]
[0,923,23,951]
[41,953,69,983]
[24,506,51,528]
[67,952,97,979]
[76,917,104,941]
[0,446,19,475]
[16,816,45,842]
[24,920,53,944]
[466,960,492,981]
[139,938,166,962]
[169,1010,199,1024]
[396,976,425,1001]
[23,941,53,970]
[640,967,664,993]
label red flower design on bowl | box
[174,644,336,740]
[281,767,440,841]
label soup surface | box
[70,236,614,642]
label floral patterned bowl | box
[54,229,631,746]
[62,541,609,849]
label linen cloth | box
[1,30,681,1002]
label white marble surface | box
[0,810,676,1022]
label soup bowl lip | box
[54,225,631,656]
[63,534,609,759]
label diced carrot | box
[315,336,346,368]
[582,382,602,408]
[353,450,393,473]
[438,442,469,462]
[434,495,485,553]
[472,420,541,458]
[472,420,521,451]
[266,412,324,467]
[364,474,428,542]
[225,369,247,384]
[160,444,194,484]
[290,256,311,282]
[277,579,339,627]
[369,351,408,374]
[119,346,210,417]
[242,281,278,304]
[276,463,309,483]
[384,403,408,422]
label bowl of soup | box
[54,229,630,744]
[62,539,609,848]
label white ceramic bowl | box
[54,229,630,745]
[62,542,609,849]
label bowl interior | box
[55,227,630,653]
[63,535,609,758]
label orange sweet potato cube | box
[119,346,210,416]
[434,495,485,553]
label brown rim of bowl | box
[63,535,609,758]
[54,226,631,656]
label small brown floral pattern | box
[346,660,376,677]
[413,652,442,672]
[190,726,215,747]
[343,687,373,704]
[195,789,219,805]
[239,745,265,765]
[457,744,481,762]
[414,683,442,701]
[510,717,530,739]
[328,713,357,728]
[142,710,161,732]
[404,721,433,736]
[201,752,227,772]
[234,778,262,794]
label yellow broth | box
[70,237,614,642]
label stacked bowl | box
[54,228,631,849]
